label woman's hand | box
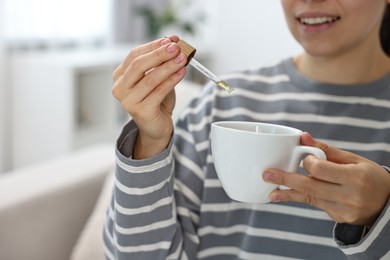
[263,132,390,227]
[112,35,187,159]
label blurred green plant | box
[135,0,203,39]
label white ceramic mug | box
[210,121,326,203]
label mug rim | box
[211,121,302,136]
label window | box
[3,0,111,49]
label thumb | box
[301,132,360,164]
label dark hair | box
[380,4,390,56]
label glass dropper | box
[177,40,234,94]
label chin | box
[300,42,340,58]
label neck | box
[294,44,390,85]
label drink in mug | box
[210,121,326,203]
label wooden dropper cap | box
[177,40,197,66]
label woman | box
[104,1,390,259]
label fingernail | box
[174,53,185,64]
[167,43,177,53]
[271,194,282,203]
[303,132,316,145]
[177,67,186,76]
[264,172,275,182]
[160,38,171,46]
[305,132,313,139]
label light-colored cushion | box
[0,144,114,260]
[70,171,115,260]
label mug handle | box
[287,146,327,173]
[278,146,326,191]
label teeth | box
[300,17,338,25]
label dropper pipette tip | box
[216,80,234,94]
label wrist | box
[133,132,172,159]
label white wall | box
[204,0,303,74]
[0,0,8,172]
[0,0,304,172]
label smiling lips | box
[298,16,340,25]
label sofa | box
[0,143,115,260]
[0,81,201,260]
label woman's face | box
[280,0,389,58]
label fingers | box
[301,132,361,164]
[263,132,390,226]
[112,38,187,104]
[263,168,343,202]
[121,67,185,118]
[120,42,184,93]
[269,186,333,208]
[128,45,186,102]
[268,187,348,221]
[166,34,180,43]
[303,155,351,184]
[119,43,186,102]
[129,42,183,81]
[113,37,176,80]
[300,132,370,185]
[141,66,186,108]
[263,168,349,222]
[265,165,390,225]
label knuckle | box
[356,170,370,188]
[303,179,316,196]
[111,82,121,100]
[311,158,323,172]
[123,48,141,71]
[112,64,122,80]
[347,193,365,210]
[304,156,323,174]
[167,72,181,85]
[154,83,169,97]
[303,180,314,195]
[304,194,317,206]
[302,179,318,206]
[129,46,141,61]
[156,47,166,61]
[279,174,288,186]
[143,74,157,88]
[130,57,144,72]
[349,166,371,194]
[353,178,366,195]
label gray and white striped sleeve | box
[103,120,201,260]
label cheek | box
[346,0,385,30]
[280,0,294,22]
[280,2,298,37]
[342,3,385,48]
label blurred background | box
[0,1,303,259]
[0,0,302,172]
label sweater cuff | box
[334,198,390,258]
[115,120,174,163]
[334,166,390,246]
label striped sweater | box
[103,58,390,259]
